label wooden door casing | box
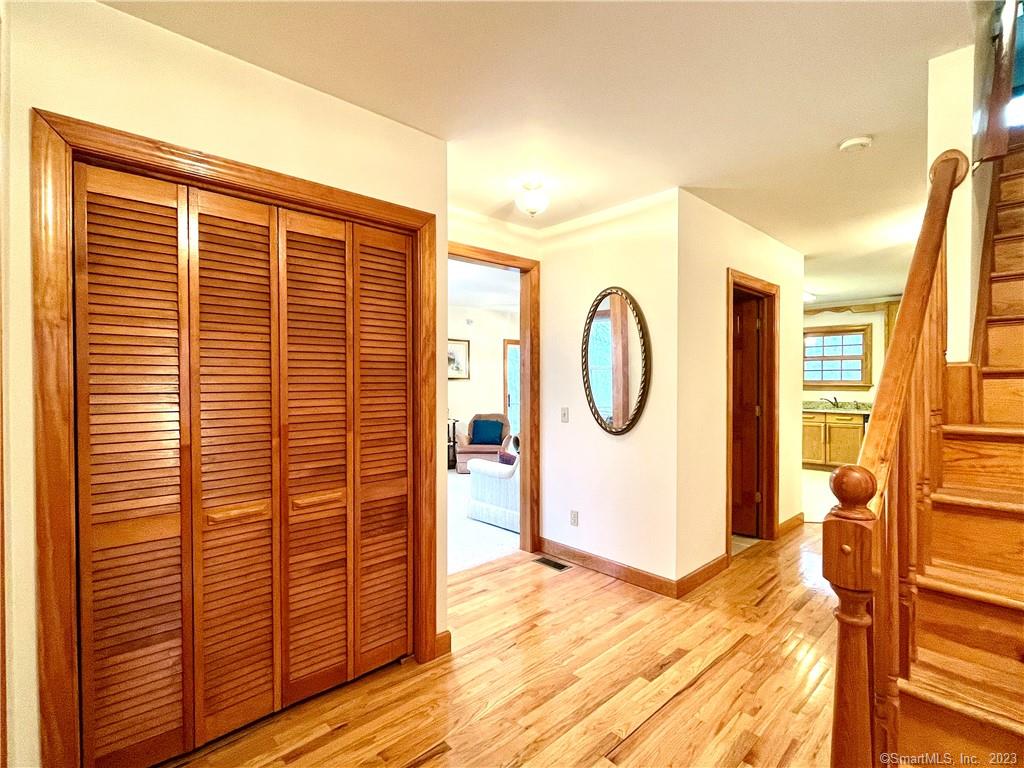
[731,290,761,538]
[73,164,194,768]
[189,190,281,743]
[353,224,414,676]
[279,211,354,704]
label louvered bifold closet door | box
[279,211,354,704]
[352,224,414,676]
[189,190,281,744]
[73,164,193,768]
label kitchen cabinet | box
[802,411,867,468]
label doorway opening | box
[446,243,540,575]
[504,339,521,436]
[726,269,780,561]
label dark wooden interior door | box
[731,289,761,538]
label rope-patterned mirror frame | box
[581,286,652,435]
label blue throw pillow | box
[471,419,504,445]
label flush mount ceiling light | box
[838,135,874,153]
[515,181,549,218]
[803,291,818,303]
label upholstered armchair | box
[455,413,510,473]
[467,435,520,533]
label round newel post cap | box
[830,465,877,509]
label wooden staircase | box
[899,144,1024,754]
[896,139,1024,755]
[823,145,1024,767]
[822,11,1024,765]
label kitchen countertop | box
[803,409,871,415]
[802,401,872,415]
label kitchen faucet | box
[820,396,840,408]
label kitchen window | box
[803,324,872,389]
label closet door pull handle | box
[206,500,271,525]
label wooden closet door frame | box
[31,109,439,768]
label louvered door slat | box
[74,164,192,768]
[190,190,280,744]
[353,224,413,676]
[280,211,353,705]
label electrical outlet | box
[561,406,570,423]
[570,510,579,527]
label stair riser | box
[992,275,1024,316]
[900,693,1024,757]
[995,238,1024,273]
[997,205,1024,236]
[942,435,1024,491]
[916,589,1024,679]
[1003,151,1024,174]
[983,376,1024,424]
[929,505,1024,584]
[1001,174,1024,203]
[988,321,1024,367]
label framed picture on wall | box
[448,339,471,380]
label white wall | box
[539,191,680,580]
[4,3,447,764]
[675,190,804,577]
[0,0,11,754]
[928,45,977,362]
[447,306,520,433]
[803,307,888,403]
[534,189,804,582]
[448,206,541,261]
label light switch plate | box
[561,407,569,423]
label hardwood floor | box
[171,524,834,768]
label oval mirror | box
[582,287,651,434]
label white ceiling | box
[448,259,520,309]
[109,1,977,301]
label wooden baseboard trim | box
[435,630,452,658]
[674,554,729,598]
[539,538,677,597]
[777,513,805,537]
[539,539,732,599]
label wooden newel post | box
[824,464,878,768]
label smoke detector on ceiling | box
[838,135,874,153]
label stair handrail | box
[824,148,969,768]
[979,0,1019,163]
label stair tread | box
[992,269,1024,280]
[907,650,1024,729]
[993,232,1024,242]
[921,562,1024,603]
[982,366,1024,376]
[987,313,1024,323]
[917,570,1024,611]
[932,485,1024,512]
[942,423,1024,438]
